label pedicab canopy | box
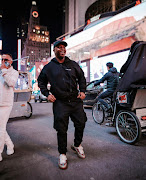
[116,41,146,92]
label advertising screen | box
[90,50,129,81]
[65,3,146,50]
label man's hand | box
[77,92,86,100]
[47,94,56,102]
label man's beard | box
[58,55,64,60]
[56,52,65,60]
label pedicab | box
[92,41,146,144]
[115,41,146,144]
[9,71,33,119]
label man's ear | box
[10,60,13,65]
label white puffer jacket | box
[0,66,19,106]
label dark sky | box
[1,0,65,59]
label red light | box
[87,19,91,25]
[141,116,146,120]
[21,104,25,107]
[135,0,141,6]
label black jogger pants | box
[53,100,87,154]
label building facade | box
[22,1,50,71]
[65,0,96,34]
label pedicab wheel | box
[116,110,141,145]
[24,102,33,119]
[92,103,105,124]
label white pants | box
[0,106,13,154]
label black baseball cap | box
[53,40,68,49]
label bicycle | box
[92,96,113,125]
[92,91,142,145]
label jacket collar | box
[51,56,70,64]
[1,66,13,73]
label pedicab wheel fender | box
[115,110,141,145]
[24,102,33,119]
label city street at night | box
[0,1,146,180]
[0,102,146,180]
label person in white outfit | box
[0,54,19,162]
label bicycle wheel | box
[24,102,33,119]
[92,103,105,124]
[116,110,141,144]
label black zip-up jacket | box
[37,56,86,101]
[94,67,119,91]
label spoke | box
[125,128,136,140]
[128,127,137,137]
[118,115,126,127]
[123,113,127,122]
[124,129,132,140]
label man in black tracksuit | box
[94,62,119,111]
[37,40,87,169]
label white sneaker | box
[0,154,2,162]
[7,148,14,156]
[71,144,85,159]
[58,154,67,169]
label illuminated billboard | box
[35,61,48,79]
[90,50,129,81]
[66,3,146,47]
[64,2,146,62]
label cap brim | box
[54,41,68,48]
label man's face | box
[2,54,13,66]
[54,44,66,60]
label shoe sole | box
[58,161,68,170]
[71,145,85,159]
[7,150,14,156]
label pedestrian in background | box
[38,40,87,169]
[0,54,19,162]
